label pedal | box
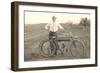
[52,36,56,38]
[62,43,65,48]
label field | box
[24,23,90,61]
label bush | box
[79,17,90,27]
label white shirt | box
[45,21,64,32]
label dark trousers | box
[49,31,59,55]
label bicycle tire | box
[69,39,85,58]
[39,39,56,57]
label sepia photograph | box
[11,2,97,71]
[24,11,91,61]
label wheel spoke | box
[40,40,55,57]
[69,40,84,58]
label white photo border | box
[18,5,96,68]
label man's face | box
[52,16,56,22]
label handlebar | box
[64,31,78,39]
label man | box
[45,16,64,55]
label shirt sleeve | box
[45,23,49,30]
[58,23,64,29]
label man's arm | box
[58,24,64,30]
[45,23,49,30]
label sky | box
[25,11,91,24]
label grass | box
[24,23,90,61]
